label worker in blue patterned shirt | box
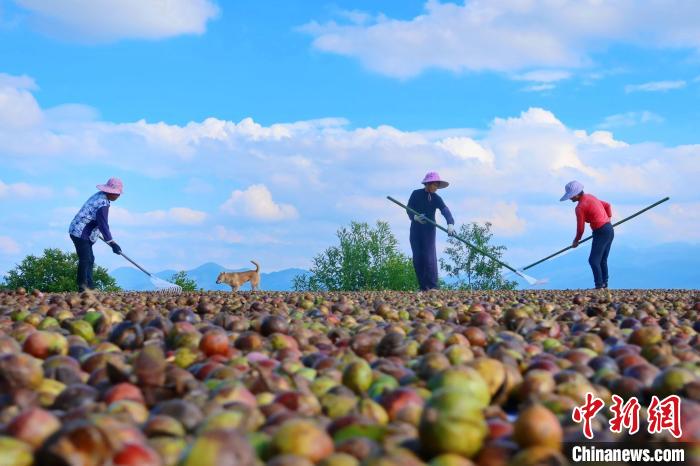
[69,178,123,291]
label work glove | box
[109,241,122,255]
[447,224,455,236]
[414,214,427,224]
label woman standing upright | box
[560,180,614,289]
[407,172,455,291]
[68,178,123,291]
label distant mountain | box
[111,262,308,291]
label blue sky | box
[0,0,698,284]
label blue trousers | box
[589,222,614,288]
[410,224,438,290]
[70,235,95,291]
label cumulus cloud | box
[301,1,700,78]
[13,0,220,42]
[0,236,20,255]
[625,80,687,93]
[220,184,299,221]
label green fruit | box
[270,419,334,462]
[70,320,96,343]
[321,393,357,419]
[429,454,476,466]
[419,389,487,458]
[0,436,34,466]
[180,429,255,466]
[342,360,373,394]
[312,377,339,397]
[319,453,360,466]
[427,367,490,408]
[148,437,187,466]
[368,375,399,400]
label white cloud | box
[301,1,700,78]
[0,236,20,255]
[220,184,299,221]
[625,80,687,93]
[437,137,494,164]
[598,111,664,129]
[513,70,572,83]
[473,202,527,237]
[522,83,556,92]
[14,0,220,42]
[110,206,207,226]
[0,80,43,129]
[0,73,37,90]
[1,76,698,275]
[0,179,52,199]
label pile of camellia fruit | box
[0,287,698,466]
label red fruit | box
[22,331,66,359]
[113,443,162,466]
[381,388,424,421]
[104,383,145,405]
[487,418,513,440]
[199,330,229,357]
[7,407,61,449]
[463,327,487,347]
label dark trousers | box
[410,225,438,291]
[589,222,614,288]
[70,235,95,291]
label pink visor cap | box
[97,177,123,195]
[421,171,449,189]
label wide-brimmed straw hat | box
[421,172,449,189]
[560,180,583,201]
[97,177,123,195]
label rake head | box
[511,270,549,287]
[150,276,182,293]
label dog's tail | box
[251,260,260,272]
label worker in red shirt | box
[560,181,614,289]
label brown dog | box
[216,261,260,291]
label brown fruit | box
[513,404,562,450]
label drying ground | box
[0,288,699,465]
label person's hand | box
[414,214,427,224]
[447,224,455,236]
[109,241,122,255]
[571,240,579,249]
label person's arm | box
[601,200,612,219]
[437,197,455,226]
[97,206,121,254]
[407,191,424,222]
[573,205,585,244]
[96,206,113,242]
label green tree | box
[439,222,518,290]
[294,220,418,291]
[169,271,199,291]
[2,248,121,292]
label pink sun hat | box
[421,171,449,189]
[97,177,123,195]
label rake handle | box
[98,236,153,277]
[387,196,519,274]
[522,196,670,271]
